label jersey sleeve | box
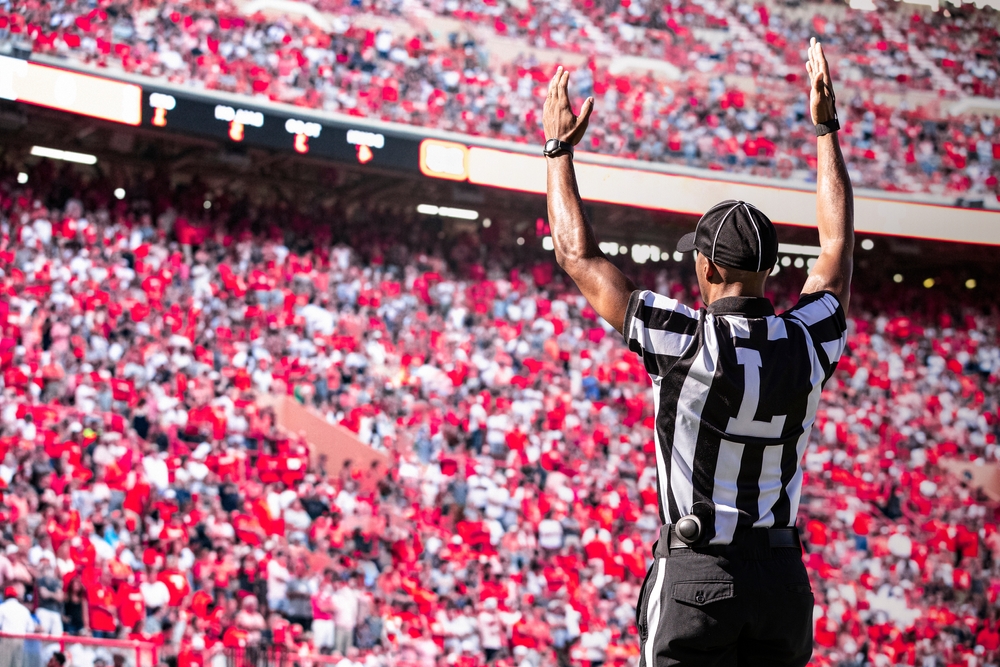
[622,289,701,378]
[782,291,848,383]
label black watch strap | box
[543,139,574,158]
[815,116,840,136]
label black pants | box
[636,528,813,667]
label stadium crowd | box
[3,0,1000,199]
[0,161,999,667]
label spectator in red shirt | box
[87,572,118,639]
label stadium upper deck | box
[2,0,999,201]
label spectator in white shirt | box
[140,571,171,612]
[538,512,564,552]
[478,598,504,664]
[332,579,359,656]
[0,587,33,633]
[267,555,291,614]
[0,587,35,667]
[28,536,56,568]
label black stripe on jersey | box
[686,317,734,543]
[734,445,765,528]
[625,290,702,379]
[769,441,802,528]
[804,317,846,381]
[634,298,701,336]
[786,292,848,382]
[655,321,705,524]
[632,348,694,381]
[765,320,814,527]
[654,466,667,526]
[623,290,701,347]
[622,290,642,347]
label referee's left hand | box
[543,66,594,146]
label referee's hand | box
[543,66,594,146]
[805,38,836,125]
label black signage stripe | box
[141,89,423,172]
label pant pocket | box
[671,580,736,607]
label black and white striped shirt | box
[623,290,848,545]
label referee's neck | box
[703,283,767,304]
[698,257,769,304]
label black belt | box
[667,526,801,550]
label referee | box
[543,40,852,666]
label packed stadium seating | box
[900,4,1000,97]
[4,0,1000,199]
[0,161,999,667]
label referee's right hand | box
[802,37,853,315]
[805,38,837,126]
[543,66,594,146]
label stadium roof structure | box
[3,52,1000,251]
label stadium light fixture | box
[781,256,791,267]
[793,257,805,269]
[861,239,874,251]
[542,236,554,251]
[672,251,684,262]
[30,146,97,165]
[114,188,126,200]
[923,278,935,288]
[778,243,822,257]
[516,237,525,246]
[600,242,620,257]
[416,204,479,220]
[631,244,663,264]
[17,172,27,184]
[441,206,479,220]
[482,218,491,228]
[893,274,904,283]
[966,279,977,289]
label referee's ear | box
[702,257,722,284]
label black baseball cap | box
[676,200,778,272]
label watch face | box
[544,139,568,156]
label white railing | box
[0,632,158,667]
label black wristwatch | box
[543,138,574,158]
[815,115,840,136]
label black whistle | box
[675,514,702,544]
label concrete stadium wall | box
[257,394,389,491]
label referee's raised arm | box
[543,67,636,336]
[800,38,855,315]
